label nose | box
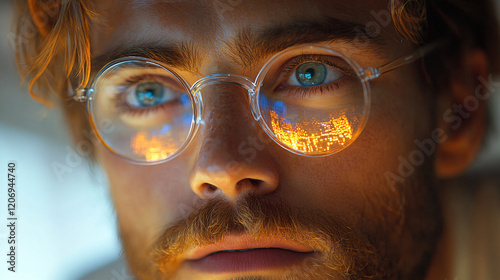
[189,83,279,201]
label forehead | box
[91,0,391,56]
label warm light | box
[131,132,178,161]
[269,110,354,153]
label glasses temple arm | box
[362,39,448,81]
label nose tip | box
[189,82,279,202]
[190,160,279,200]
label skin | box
[28,0,489,279]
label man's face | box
[90,0,442,279]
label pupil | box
[304,68,314,80]
[136,82,163,106]
[296,62,326,87]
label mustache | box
[151,193,379,278]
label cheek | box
[275,67,433,223]
[95,143,197,245]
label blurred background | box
[0,2,122,280]
[0,1,499,280]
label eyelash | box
[278,54,354,98]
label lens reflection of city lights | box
[131,132,178,161]
[269,110,354,153]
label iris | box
[296,62,326,86]
[135,82,164,106]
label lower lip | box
[186,248,315,273]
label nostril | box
[201,183,219,195]
[248,179,264,186]
[236,178,264,189]
[200,179,270,200]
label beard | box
[151,193,380,279]
[119,159,442,280]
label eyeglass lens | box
[90,60,196,162]
[89,46,369,163]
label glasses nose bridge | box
[191,73,256,94]
[190,74,260,122]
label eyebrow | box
[91,16,384,74]
[229,16,385,69]
[92,42,200,75]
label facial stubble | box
[119,159,442,280]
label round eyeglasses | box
[73,42,443,164]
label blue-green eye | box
[135,82,164,106]
[295,62,327,86]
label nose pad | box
[189,80,279,201]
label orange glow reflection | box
[131,132,178,161]
[270,110,354,153]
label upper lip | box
[183,233,315,261]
